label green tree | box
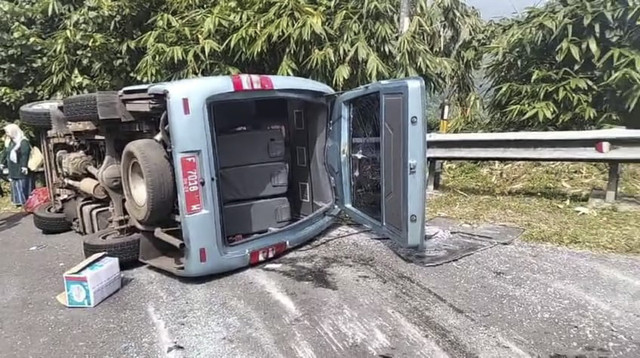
[134,0,483,98]
[0,0,483,126]
[0,0,52,120]
[485,0,640,131]
[43,0,160,97]
[0,0,160,120]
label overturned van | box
[21,75,426,277]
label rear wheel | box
[121,139,176,225]
[33,203,71,234]
[19,100,62,128]
[83,229,141,265]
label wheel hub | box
[128,159,147,207]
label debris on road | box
[388,217,524,267]
[425,225,451,241]
[167,343,184,353]
[56,253,121,308]
[27,244,46,251]
[263,263,283,269]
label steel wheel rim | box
[128,159,147,207]
[100,231,123,241]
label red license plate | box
[180,155,202,215]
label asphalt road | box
[1,212,639,358]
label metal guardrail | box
[426,129,640,202]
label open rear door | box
[326,77,426,248]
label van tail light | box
[182,97,190,115]
[231,74,274,91]
[199,248,207,263]
[249,242,288,265]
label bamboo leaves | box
[486,0,640,130]
[131,0,481,93]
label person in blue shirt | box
[0,123,34,206]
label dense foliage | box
[485,0,640,131]
[0,0,49,120]
[135,0,481,97]
[0,0,638,132]
[0,0,482,122]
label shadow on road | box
[0,212,27,235]
[145,264,250,285]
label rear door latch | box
[408,160,417,174]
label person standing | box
[0,123,34,207]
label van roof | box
[120,75,334,97]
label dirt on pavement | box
[1,213,639,357]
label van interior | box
[209,96,335,245]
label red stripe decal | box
[230,74,273,91]
[259,76,274,90]
[182,98,190,115]
[231,75,244,91]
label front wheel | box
[83,229,141,265]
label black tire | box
[63,91,118,122]
[83,229,141,265]
[121,139,176,225]
[33,203,72,234]
[19,100,62,128]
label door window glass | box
[349,93,382,221]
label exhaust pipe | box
[154,227,185,250]
[64,178,108,200]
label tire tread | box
[33,204,72,234]
[63,91,118,122]
[83,230,141,264]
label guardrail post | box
[434,161,442,189]
[606,162,621,203]
[429,100,450,191]
[427,160,437,191]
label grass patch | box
[428,162,640,255]
[2,162,638,253]
[0,181,21,213]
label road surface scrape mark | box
[386,308,449,358]
[496,334,532,358]
[552,282,626,318]
[251,270,300,317]
[322,306,392,356]
[594,263,640,289]
[292,330,317,358]
[315,319,345,352]
[147,304,183,358]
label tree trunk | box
[399,0,411,34]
